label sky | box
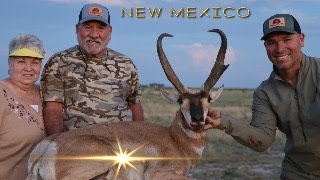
[0,0,319,88]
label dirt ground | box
[190,154,283,180]
[189,138,285,180]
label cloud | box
[257,6,320,26]
[279,10,320,25]
[175,43,235,72]
[276,0,320,2]
[46,0,144,7]
[160,0,183,3]
[246,0,320,3]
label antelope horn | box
[157,33,187,94]
[202,29,229,93]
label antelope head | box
[157,29,229,132]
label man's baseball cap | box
[78,3,110,25]
[261,14,301,40]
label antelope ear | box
[159,89,179,104]
[209,85,224,103]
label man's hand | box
[204,108,221,130]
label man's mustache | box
[85,37,102,43]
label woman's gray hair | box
[9,34,45,57]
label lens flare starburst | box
[112,137,142,177]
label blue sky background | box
[0,0,319,88]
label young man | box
[205,14,320,179]
[41,3,144,135]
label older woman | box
[0,34,46,179]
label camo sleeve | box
[126,62,142,104]
[40,55,64,103]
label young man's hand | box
[204,108,221,130]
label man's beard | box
[78,36,106,56]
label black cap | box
[261,14,301,40]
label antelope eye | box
[177,98,183,105]
[207,97,212,102]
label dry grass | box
[140,86,285,179]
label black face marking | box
[189,97,204,123]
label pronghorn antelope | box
[26,29,229,180]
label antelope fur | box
[27,29,228,179]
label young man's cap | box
[261,14,301,40]
[9,48,44,59]
[78,3,110,25]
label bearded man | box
[41,3,144,135]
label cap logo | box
[269,17,285,29]
[89,7,103,16]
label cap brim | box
[261,29,297,40]
[9,48,44,59]
[79,17,109,25]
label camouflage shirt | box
[40,45,141,131]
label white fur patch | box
[192,146,205,156]
[28,139,52,173]
[39,142,57,180]
[178,122,206,139]
[180,109,192,128]
[201,97,210,125]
